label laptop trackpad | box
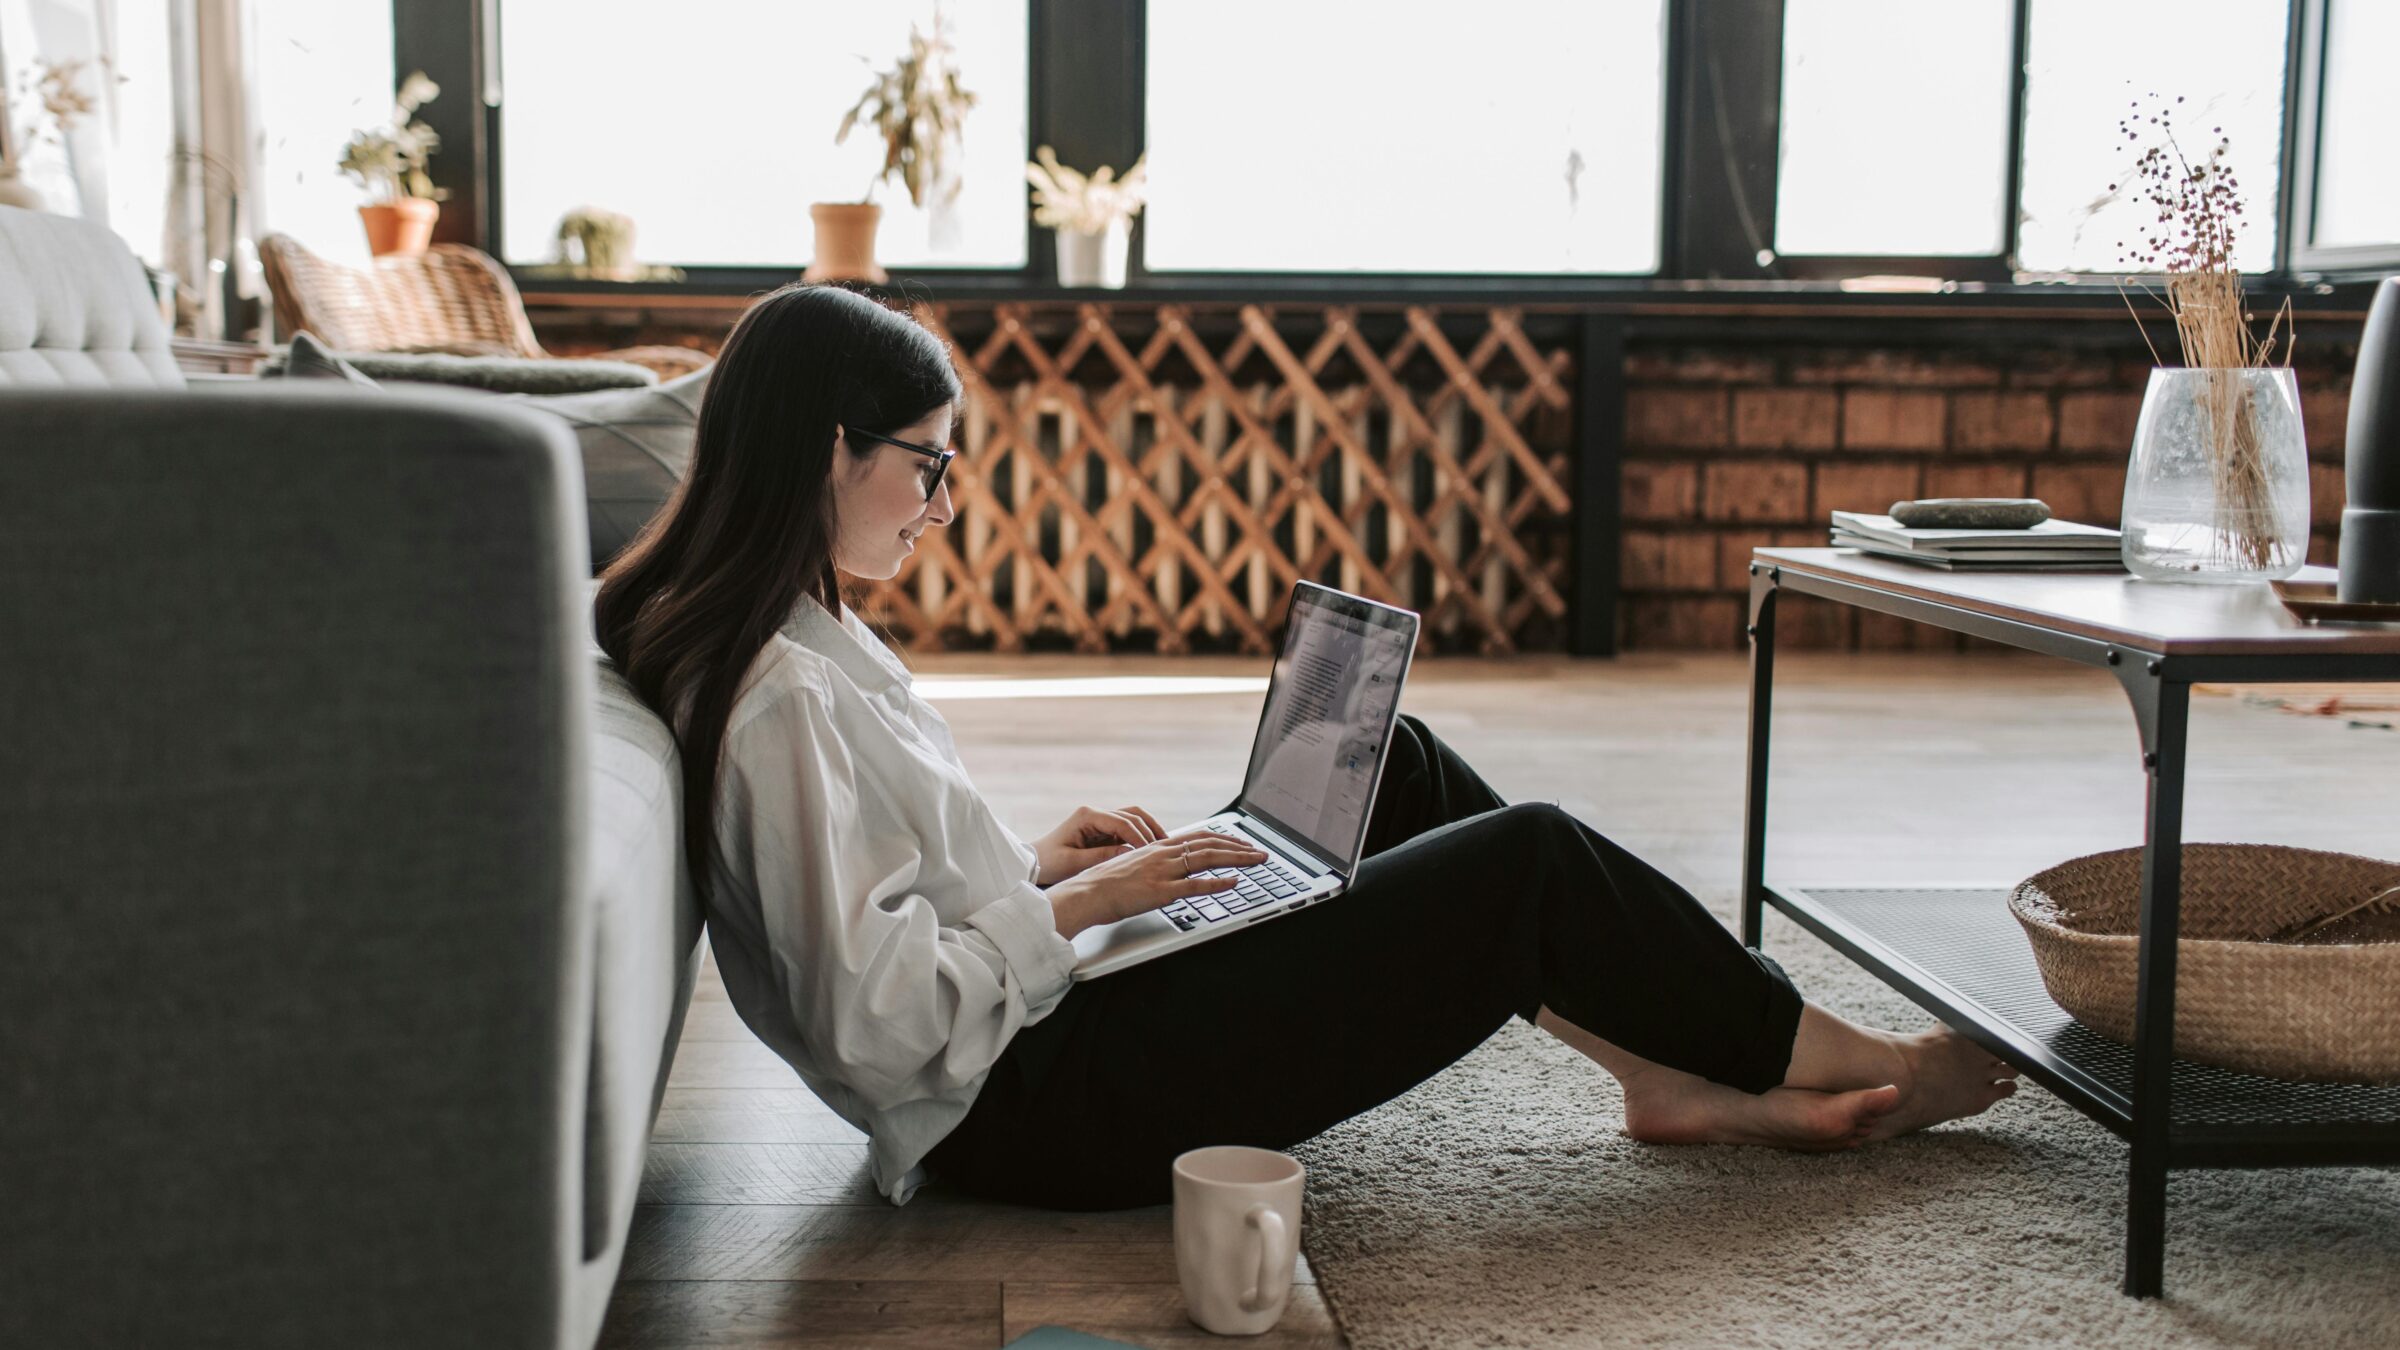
[1072,908,1177,967]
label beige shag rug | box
[1291,913,2400,1350]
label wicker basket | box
[2009,845,2400,1084]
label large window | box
[432,0,2392,285]
[2015,0,2289,274]
[253,0,397,264]
[1774,0,2016,258]
[497,0,1027,269]
[103,0,179,268]
[1142,0,1667,275]
[2305,0,2400,253]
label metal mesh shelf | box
[1772,886,2400,1143]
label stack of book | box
[1829,511,2125,571]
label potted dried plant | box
[555,205,639,279]
[0,58,100,212]
[2114,95,2308,583]
[808,15,978,283]
[338,71,445,256]
[1025,145,1147,288]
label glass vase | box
[2120,367,2311,584]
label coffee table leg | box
[2121,669,2189,1299]
[1740,565,1780,949]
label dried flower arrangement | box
[2,58,101,175]
[1025,146,1149,236]
[837,15,977,207]
[336,71,445,202]
[2115,93,2294,569]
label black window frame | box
[2282,0,2400,275]
[391,0,2393,296]
[1755,0,2028,284]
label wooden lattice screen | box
[852,302,1579,655]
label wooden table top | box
[1755,549,2400,657]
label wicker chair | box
[257,234,712,381]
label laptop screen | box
[1235,584,1419,868]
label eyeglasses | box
[846,426,957,502]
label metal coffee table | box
[1740,548,2400,1298]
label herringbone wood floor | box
[600,646,2396,1348]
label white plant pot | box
[1055,220,1130,288]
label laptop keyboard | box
[1159,855,1318,931]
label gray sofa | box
[0,207,704,1347]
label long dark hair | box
[594,284,961,900]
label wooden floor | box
[599,651,2397,1349]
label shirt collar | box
[781,594,912,695]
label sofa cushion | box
[572,657,702,1337]
[275,331,382,386]
[263,333,708,572]
[260,344,657,393]
[507,368,710,571]
[0,206,184,388]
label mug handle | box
[1239,1203,1292,1314]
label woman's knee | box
[1497,799,1576,840]
[1388,712,1435,773]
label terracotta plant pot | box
[804,202,887,283]
[359,198,439,257]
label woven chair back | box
[259,235,547,357]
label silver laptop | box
[1071,582,1420,980]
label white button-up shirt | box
[702,596,1079,1204]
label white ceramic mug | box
[1172,1146,1304,1336]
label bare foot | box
[1620,1062,1901,1152]
[1863,1027,2021,1140]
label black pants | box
[925,714,1804,1209]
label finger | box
[1167,845,1271,878]
[1122,806,1165,841]
[1163,828,1259,851]
[1102,809,1156,847]
[1072,806,1136,846]
[1172,873,1242,898]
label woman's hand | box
[1046,829,1270,939]
[1032,804,1167,886]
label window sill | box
[515,268,2384,323]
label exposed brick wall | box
[1618,337,2358,652]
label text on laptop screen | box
[1237,593,1414,863]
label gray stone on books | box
[1889,497,2052,530]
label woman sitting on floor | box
[593,285,2020,1210]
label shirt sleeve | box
[720,677,1079,1113]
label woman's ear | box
[828,427,869,483]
